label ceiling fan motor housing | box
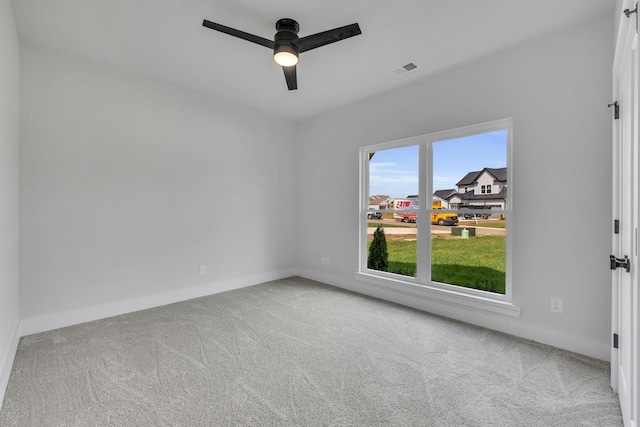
[275,18,300,36]
[274,18,300,57]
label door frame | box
[612,2,640,425]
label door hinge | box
[625,3,639,33]
[608,101,620,120]
[614,333,619,349]
[611,255,631,272]
[614,219,620,234]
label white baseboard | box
[17,266,610,361]
[21,269,297,336]
[0,322,21,408]
[296,268,610,362]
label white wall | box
[615,0,624,40]
[296,16,614,360]
[0,0,20,403]
[19,45,297,331]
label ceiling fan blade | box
[283,65,297,90]
[294,23,361,53]
[202,20,274,49]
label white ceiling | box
[11,0,614,121]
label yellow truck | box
[431,200,458,226]
[431,209,459,226]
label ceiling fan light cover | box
[274,45,299,67]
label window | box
[358,119,517,316]
[366,145,418,277]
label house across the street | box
[368,195,392,210]
[439,167,507,210]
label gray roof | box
[456,167,507,187]
[433,189,457,200]
[369,195,391,202]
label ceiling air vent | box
[391,62,418,76]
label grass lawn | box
[368,234,506,294]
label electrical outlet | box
[321,257,330,266]
[199,265,206,275]
[550,298,563,314]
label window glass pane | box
[431,218,507,294]
[431,129,507,294]
[367,145,418,277]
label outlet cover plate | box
[550,298,563,314]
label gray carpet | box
[0,277,622,426]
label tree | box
[368,225,388,271]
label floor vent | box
[391,62,419,76]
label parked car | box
[367,208,383,219]
[459,207,490,220]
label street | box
[367,219,506,236]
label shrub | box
[368,225,389,271]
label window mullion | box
[417,141,430,283]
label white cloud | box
[369,161,418,197]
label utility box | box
[451,227,476,237]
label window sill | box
[354,272,521,318]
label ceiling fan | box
[202,18,362,90]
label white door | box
[613,8,639,427]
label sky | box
[369,129,507,199]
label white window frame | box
[356,118,520,318]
